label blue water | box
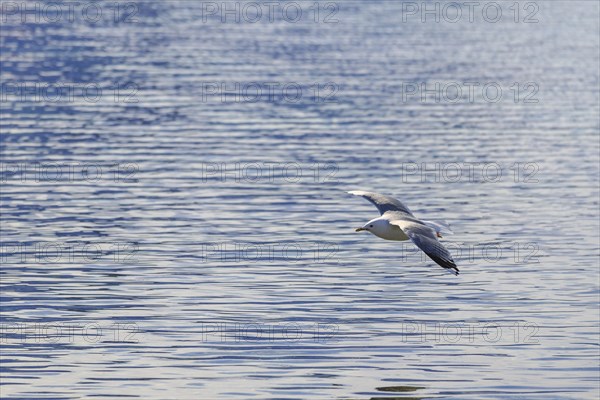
[1,1,599,399]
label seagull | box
[349,190,459,275]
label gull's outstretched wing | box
[348,191,413,216]
[389,219,459,275]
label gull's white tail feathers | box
[422,220,454,236]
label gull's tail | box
[422,220,454,236]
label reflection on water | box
[1,1,599,399]
[376,386,425,393]
[371,386,427,400]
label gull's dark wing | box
[348,191,413,216]
[389,219,459,275]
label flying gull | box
[349,190,459,275]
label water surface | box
[1,1,599,399]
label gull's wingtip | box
[444,266,460,276]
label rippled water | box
[1,1,599,399]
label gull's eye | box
[369,225,373,228]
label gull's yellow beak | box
[355,227,366,232]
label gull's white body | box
[365,217,452,242]
[364,217,410,241]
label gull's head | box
[355,218,383,233]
